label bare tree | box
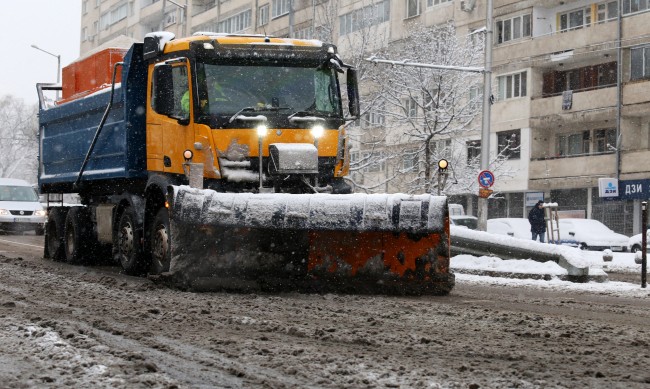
[360,22,516,195]
[312,0,401,192]
[0,96,39,181]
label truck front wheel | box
[150,207,171,275]
[117,207,146,275]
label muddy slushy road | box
[1,233,650,389]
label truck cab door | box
[146,60,192,175]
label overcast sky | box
[1,1,81,105]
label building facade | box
[79,0,650,234]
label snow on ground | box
[451,250,650,298]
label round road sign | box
[478,170,495,188]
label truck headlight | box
[256,125,268,137]
[0,209,9,216]
[311,125,324,139]
[34,210,47,217]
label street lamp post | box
[31,44,61,100]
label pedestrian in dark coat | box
[528,200,546,242]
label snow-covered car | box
[628,230,650,253]
[558,218,628,252]
[486,218,531,240]
[0,178,47,235]
[450,215,478,229]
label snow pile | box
[452,255,568,276]
[452,225,589,269]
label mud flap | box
[167,186,454,295]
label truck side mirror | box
[346,68,360,118]
[152,64,175,116]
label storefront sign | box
[525,192,544,207]
[618,179,650,200]
[598,178,619,198]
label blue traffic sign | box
[478,170,495,188]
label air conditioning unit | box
[461,0,477,12]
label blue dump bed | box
[38,44,148,194]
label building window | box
[623,0,650,14]
[594,128,617,153]
[467,140,481,164]
[631,45,650,80]
[597,1,618,23]
[339,0,390,36]
[402,150,419,171]
[93,21,99,34]
[405,98,417,117]
[406,0,420,18]
[496,14,531,44]
[497,130,520,159]
[258,4,269,26]
[100,12,110,29]
[83,0,88,14]
[219,10,252,33]
[272,0,291,18]
[363,105,385,127]
[427,0,451,7]
[164,10,177,26]
[430,139,451,157]
[469,86,480,110]
[294,26,313,40]
[82,27,88,41]
[557,131,590,156]
[558,7,591,31]
[101,3,128,29]
[497,71,527,100]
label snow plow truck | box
[36,32,453,295]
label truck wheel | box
[117,207,146,275]
[46,207,68,261]
[150,208,171,275]
[64,207,92,264]
[35,225,45,236]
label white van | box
[0,178,46,235]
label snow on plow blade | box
[167,186,454,295]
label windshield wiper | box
[228,107,256,123]
[287,110,332,123]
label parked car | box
[628,229,650,253]
[558,218,629,252]
[486,218,532,240]
[0,178,47,235]
[450,215,478,229]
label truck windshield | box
[0,186,39,202]
[195,63,341,118]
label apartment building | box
[79,0,650,234]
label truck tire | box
[63,207,92,264]
[117,207,146,275]
[46,207,68,261]
[150,207,171,275]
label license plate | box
[13,218,29,223]
[611,246,623,251]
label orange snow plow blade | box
[167,186,454,295]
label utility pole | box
[477,0,493,231]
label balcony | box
[139,0,164,25]
[530,86,617,128]
[493,15,617,68]
[529,153,616,189]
